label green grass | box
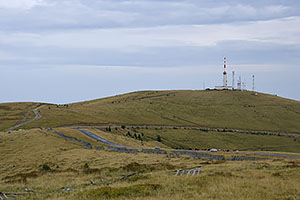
[90,126,300,153]
[1,90,300,133]
[139,128,300,153]
[22,90,300,133]
[76,184,162,199]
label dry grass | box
[0,102,41,131]
[1,128,300,200]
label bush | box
[126,131,132,137]
[42,164,51,171]
[84,163,89,169]
[138,134,142,140]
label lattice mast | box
[252,75,255,92]
[223,57,227,87]
[232,71,235,89]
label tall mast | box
[223,57,227,87]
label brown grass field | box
[0,128,300,200]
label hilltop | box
[2,90,299,133]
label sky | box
[0,0,300,104]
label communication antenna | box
[237,76,242,90]
[203,82,206,90]
[252,75,255,92]
[232,71,235,89]
[242,78,246,91]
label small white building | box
[215,86,233,90]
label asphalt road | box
[76,129,129,148]
[9,105,45,131]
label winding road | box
[9,105,45,131]
[76,129,129,148]
[7,106,300,159]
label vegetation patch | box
[286,161,300,168]
[208,171,238,178]
[83,168,103,174]
[76,184,162,199]
[122,162,175,172]
[126,174,151,183]
[3,171,42,184]
[2,168,82,184]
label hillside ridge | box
[1,90,300,133]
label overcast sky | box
[1,0,299,103]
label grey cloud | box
[0,0,298,31]
[1,38,299,70]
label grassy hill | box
[18,90,300,133]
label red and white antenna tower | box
[223,57,228,87]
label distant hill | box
[2,90,298,133]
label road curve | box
[9,105,45,131]
[71,129,300,159]
[76,129,130,148]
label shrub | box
[126,131,132,137]
[137,134,142,140]
[157,135,161,142]
[42,164,51,171]
[83,163,89,169]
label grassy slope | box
[26,90,300,133]
[140,128,300,153]
[0,102,41,131]
[92,126,300,153]
[1,129,300,200]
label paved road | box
[76,129,129,148]
[9,105,45,131]
[75,129,300,159]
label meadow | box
[15,90,300,134]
